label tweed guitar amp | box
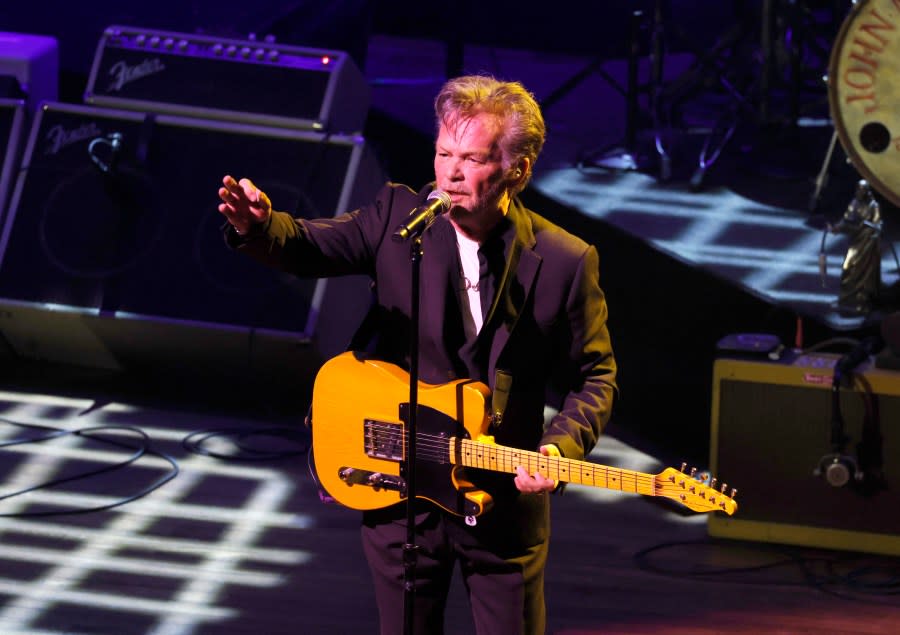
[708,351,900,556]
[84,25,370,133]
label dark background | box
[0,0,885,465]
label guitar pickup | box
[364,419,404,461]
[338,467,406,494]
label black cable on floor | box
[0,417,179,517]
[181,425,309,461]
[633,538,900,603]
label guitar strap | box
[491,369,512,429]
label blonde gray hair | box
[434,75,545,195]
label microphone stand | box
[402,232,424,635]
[391,190,448,633]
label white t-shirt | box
[455,226,483,336]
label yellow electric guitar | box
[312,352,738,518]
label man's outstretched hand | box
[218,175,272,235]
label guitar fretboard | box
[453,438,657,496]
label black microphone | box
[391,190,452,242]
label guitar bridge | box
[363,419,404,461]
[338,467,406,494]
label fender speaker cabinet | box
[0,101,383,376]
[708,351,900,556]
[84,25,370,133]
[0,99,26,224]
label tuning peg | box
[731,488,738,499]
[710,477,717,489]
[680,462,687,472]
[720,482,728,494]
[689,466,697,478]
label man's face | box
[434,112,511,237]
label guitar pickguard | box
[397,402,486,516]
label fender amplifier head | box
[84,25,370,134]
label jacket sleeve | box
[224,182,413,278]
[540,244,617,462]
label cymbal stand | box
[809,128,840,213]
[805,1,856,214]
[653,0,763,190]
[648,0,671,180]
[553,9,650,172]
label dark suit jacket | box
[228,181,617,549]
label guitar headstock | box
[655,465,738,515]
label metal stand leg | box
[690,111,738,191]
[808,129,839,213]
[574,10,647,172]
[649,0,672,181]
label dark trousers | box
[361,505,549,635]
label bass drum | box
[828,0,900,207]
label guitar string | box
[375,426,655,486]
[365,425,659,487]
[364,424,732,504]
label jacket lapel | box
[484,200,540,361]
[419,217,458,353]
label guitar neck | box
[454,438,657,496]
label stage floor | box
[0,374,898,635]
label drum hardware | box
[563,2,843,188]
[826,0,900,209]
[818,0,900,316]
[609,1,840,190]
[565,8,656,174]
[571,0,766,183]
[653,0,768,190]
[808,124,840,214]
